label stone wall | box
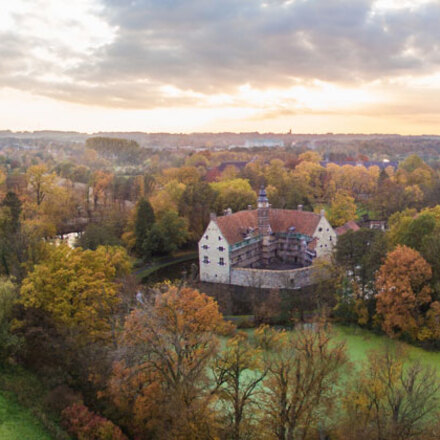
[230,266,318,289]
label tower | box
[257,186,270,236]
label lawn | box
[333,324,440,368]
[0,392,52,440]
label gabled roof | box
[215,209,322,245]
[335,220,360,236]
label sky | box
[1,0,440,134]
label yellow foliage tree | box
[328,192,357,227]
[20,244,131,344]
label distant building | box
[335,220,361,236]
[320,160,398,170]
[244,139,284,148]
[198,187,336,288]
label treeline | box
[86,137,143,165]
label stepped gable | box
[215,208,321,245]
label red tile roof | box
[335,220,360,236]
[215,209,322,245]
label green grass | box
[0,366,69,440]
[0,392,52,440]
[333,324,440,368]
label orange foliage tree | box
[108,286,232,439]
[375,245,438,340]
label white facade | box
[198,210,337,286]
[198,220,230,283]
[312,216,337,258]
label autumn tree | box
[328,192,357,227]
[212,332,266,440]
[26,164,56,206]
[339,346,440,440]
[108,286,232,440]
[375,245,437,340]
[20,244,131,345]
[256,323,347,440]
[211,178,256,213]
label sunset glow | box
[2,0,440,133]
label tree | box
[108,286,232,439]
[375,245,436,340]
[20,244,131,345]
[178,182,218,241]
[335,229,387,296]
[211,178,256,213]
[328,192,357,227]
[257,323,347,440]
[26,164,56,206]
[2,191,21,233]
[76,223,120,250]
[0,278,21,363]
[134,199,155,256]
[213,332,266,440]
[339,346,440,440]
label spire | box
[257,185,270,236]
[258,185,269,207]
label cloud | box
[2,0,440,111]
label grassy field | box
[333,324,440,368]
[0,392,52,440]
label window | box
[218,246,224,251]
[219,257,225,266]
[218,236,222,241]
[203,256,210,264]
[318,227,323,232]
[202,244,209,249]
[205,235,209,240]
[329,236,332,241]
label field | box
[0,392,52,440]
[333,325,440,368]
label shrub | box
[62,403,128,440]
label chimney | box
[210,212,217,221]
[320,208,326,217]
[297,204,303,211]
[226,208,232,215]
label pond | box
[141,258,199,284]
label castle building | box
[199,187,337,285]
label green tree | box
[76,223,121,250]
[179,182,218,241]
[135,199,155,255]
[0,278,21,363]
